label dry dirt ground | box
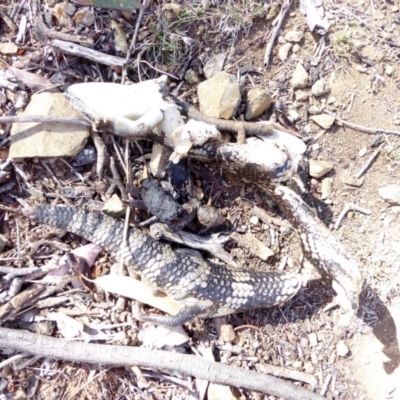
[1,0,400,399]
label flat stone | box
[295,90,309,101]
[292,63,309,89]
[310,114,335,129]
[10,92,89,159]
[102,194,126,217]
[278,43,292,61]
[321,177,333,200]
[0,42,19,55]
[219,324,236,342]
[245,88,272,120]
[203,53,226,79]
[284,30,304,43]
[73,7,95,27]
[311,79,330,97]
[379,184,400,205]
[309,159,333,178]
[198,71,241,119]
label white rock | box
[10,92,89,159]
[245,88,272,120]
[295,90,309,101]
[379,184,400,205]
[308,105,320,115]
[358,147,367,157]
[0,42,18,55]
[321,177,333,200]
[198,71,241,119]
[292,63,309,89]
[102,194,126,217]
[310,114,335,129]
[249,216,259,225]
[312,79,330,97]
[278,43,292,61]
[288,109,300,122]
[284,30,304,43]
[336,340,350,357]
[309,159,333,178]
[386,65,394,76]
[292,44,300,53]
[308,332,318,346]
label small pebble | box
[336,340,350,357]
[358,147,367,157]
[249,216,259,225]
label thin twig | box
[171,97,302,138]
[324,110,400,136]
[0,327,325,400]
[334,203,372,230]
[264,0,291,67]
[121,0,148,84]
[354,143,384,178]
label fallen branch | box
[354,143,384,178]
[52,39,126,67]
[0,328,325,400]
[264,0,291,67]
[170,97,302,138]
[324,110,400,136]
[334,203,372,230]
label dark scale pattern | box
[24,205,302,323]
[273,186,362,311]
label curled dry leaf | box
[94,275,181,315]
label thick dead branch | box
[0,327,325,400]
[170,97,302,138]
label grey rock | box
[379,184,400,205]
[198,71,241,119]
[184,69,200,85]
[245,88,272,120]
[292,63,309,89]
[10,92,89,159]
[203,53,226,79]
